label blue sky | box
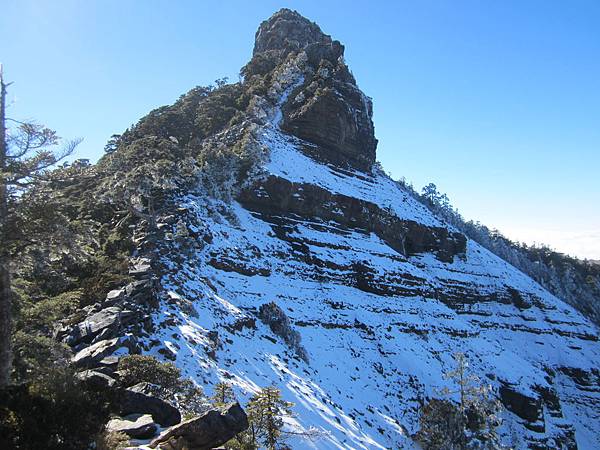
[2,0,599,259]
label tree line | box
[403,178,600,327]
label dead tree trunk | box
[0,66,12,387]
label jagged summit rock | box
[253,8,339,58]
[246,8,378,171]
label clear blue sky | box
[2,0,599,259]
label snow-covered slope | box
[54,9,597,449]
[144,67,600,449]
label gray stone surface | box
[107,413,157,439]
[149,403,248,450]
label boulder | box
[126,279,154,296]
[105,288,126,305]
[72,337,133,368]
[97,355,120,369]
[119,382,181,427]
[65,306,137,346]
[107,413,157,439]
[149,403,248,450]
[76,369,117,389]
[125,279,156,304]
[129,257,153,278]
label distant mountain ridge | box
[403,181,600,328]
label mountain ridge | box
[32,8,600,449]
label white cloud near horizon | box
[499,227,600,261]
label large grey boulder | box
[149,403,248,450]
[72,337,132,368]
[107,413,157,439]
[63,306,137,346]
[118,382,181,427]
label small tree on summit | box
[422,183,451,211]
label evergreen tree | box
[416,352,504,450]
[0,67,80,387]
[211,381,237,406]
[246,386,294,450]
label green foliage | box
[175,378,207,418]
[11,332,70,383]
[241,52,279,78]
[211,381,237,407]
[246,386,294,450]
[117,354,207,416]
[0,368,114,450]
[416,398,463,450]
[416,353,504,450]
[18,290,80,332]
[103,134,122,154]
[117,354,182,390]
[11,280,78,383]
[117,80,248,150]
[225,385,294,450]
[194,83,249,138]
[77,254,132,307]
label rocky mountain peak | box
[253,8,340,60]
[248,9,378,172]
[33,9,600,449]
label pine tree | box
[0,67,80,387]
[211,381,237,407]
[246,386,294,450]
[416,352,504,450]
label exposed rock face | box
[64,306,137,346]
[499,383,543,424]
[118,382,181,427]
[72,336,134,368]
[149,403,248,450]
[239,175,467,262]
[281,67,377,171]
[253,8,334,56]
[106,413,157,439]
[249,8,377,171]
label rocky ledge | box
[239,175,467,262]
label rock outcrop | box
[239,175,467,262]
[149,403,248,450]
[106,414,157,439]
[248,8,377,171]
[118,382,181,427]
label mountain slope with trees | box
[414,181,600,327]
[1,9,599,450]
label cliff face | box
[246,9,377,171]
[59,9,599,450]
